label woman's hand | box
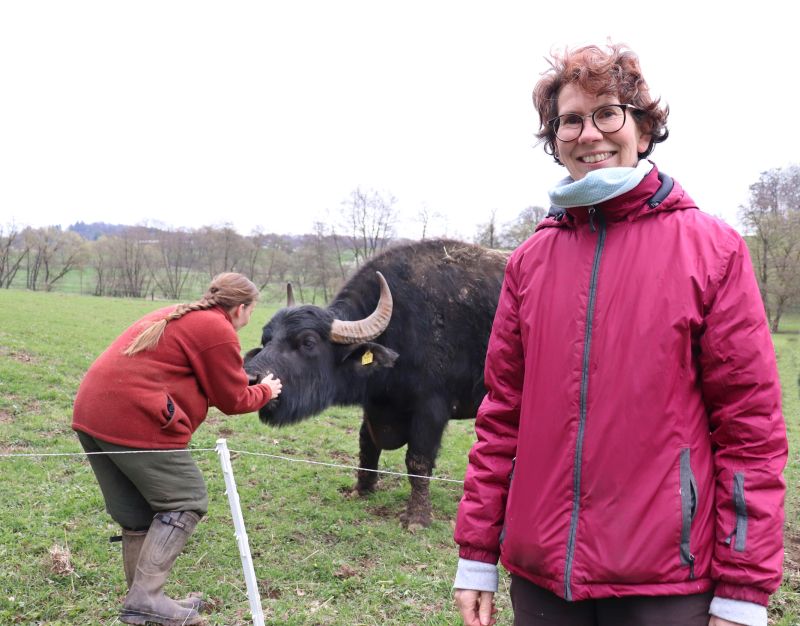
[454,589,496,626]
[709,617,746,626]
[261,373,282,399]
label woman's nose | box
[578,119,604,142]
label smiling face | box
[555,84,651,181]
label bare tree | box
[286,246,312,305]
[474,209,500,249]
[308,222,339,303]
[117,227,155,298]
[739,164,800,332]
[0,221,29,288]
[328,224,351,282]
[501,206,547,249]
[244,229,292,291]
[339,187,398,266]
[197,224,249,278]
[22,226,87,291]
[417,205,432,241]
[148,228,198,300]
[89,235,121,296]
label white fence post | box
[216,438,265,626]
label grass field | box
[0,290,797,625]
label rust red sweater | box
[73,305,270,448]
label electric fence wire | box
[0,446,465,484]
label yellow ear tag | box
[361,349,374,366]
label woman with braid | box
[72,272,281,626]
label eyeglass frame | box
[547,103,642,143]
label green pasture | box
[0,290,797,625]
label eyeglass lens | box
[554,105,627,142]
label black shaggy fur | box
[244,238,508,528]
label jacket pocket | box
[499,456,516,546]
[160,394,191,437]
[725,472,748,552]
[161,395,176,429]
[679,447,698,579]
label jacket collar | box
[537,163,694,231]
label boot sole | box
[120,609,203,625]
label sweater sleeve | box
[190,340,271,415]
[698,232,787,606]
[454,259,523,565]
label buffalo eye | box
[298,332,318,352]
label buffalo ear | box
[340,342,399,371]
[244,347,261,362]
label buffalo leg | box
[399,450,434,530]
[400,405,447,529]
[355,417,381,495]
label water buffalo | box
[244,239,507,529]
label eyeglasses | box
[548,104,639,142]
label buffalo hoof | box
[354,480,378,497]
[399,508,432,531]
[344,484,375,499]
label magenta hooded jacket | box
[454,165,786,606]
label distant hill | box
[68,221,131,241]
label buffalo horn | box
[330,271,393,344]
[286,283,295,307]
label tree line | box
[0,186,546,303]
[0,222,340,303]
[2,170,798,331]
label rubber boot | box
[122,528,202,611]
[120,511,203,625]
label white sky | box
[1,1,797,240]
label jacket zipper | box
[725,473,748,552]
[564,206,606,601]
[498,457,516,545]
[679,447,698,579]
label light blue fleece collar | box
[548,160,653,209]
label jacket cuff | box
[458,546,500,564]
[453,558,498,592]
[709,597,767,626]
[713,582,770,607]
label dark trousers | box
[77,430,208,530]
[510,575,713,626]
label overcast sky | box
[1,1,797,241]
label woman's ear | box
[229,303,245,325]
[637,131,652,156]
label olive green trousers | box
[76,430,208,530]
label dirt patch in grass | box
[783,532,800,602]
[0,439,33,453]
[328,450,355,464]
[258,579,282,599]
[0,397,42,421]
[786,533,800,573]
[366,504,398,519]
[0,346,38,363]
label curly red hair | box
[533,42,669,163]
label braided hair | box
[123,272,259,356]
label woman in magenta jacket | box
[73,272,281,626]
[454,43,786,626]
